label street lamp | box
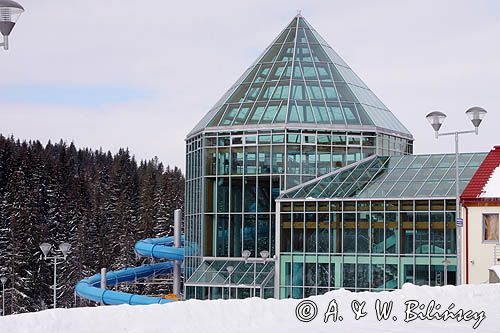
[242,250,251,263]
[40,242,71,309]
[465,107,487,134]
[0,277,7,316]
[425,106,487,285]
[260,250,270,263]
[0,0,24,50]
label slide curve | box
[75,236,184,305]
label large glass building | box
[276,153,486,298]
[184,14,414,300]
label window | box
[483,213,499,243]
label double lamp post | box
[425,106,487,285]
[40,242,71,309]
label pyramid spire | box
[188,15,412,139]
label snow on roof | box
[461,146,500,201]
[490,265,500,277]
[480,166,500,197]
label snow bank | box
[481,166,500,197]
[1,284,500,333]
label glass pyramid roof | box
[279,153,487,200]
[188,15,412,138]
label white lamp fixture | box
[242,250,251,263]
[465,106,487,134]
[0,0,24,50]
[58,242,71,258]
[425,111,447,138]
[39,243,52,258]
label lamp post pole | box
[434,129,474,285]
[426,107,487,285]
[226,266,234,300]
[0,277,6,316]
[173,209,182,297]
[40,242,71,309]
[53,257,57,309]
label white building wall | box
[462,205,500,284]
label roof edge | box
[461,146,500,200]
[186,124,414,141]
[277,155,378,199]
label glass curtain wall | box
[185,129,410,296]
[279,199,457,298]
[185,134,204,280]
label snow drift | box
[1,283,499,333]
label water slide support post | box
[100,268,107,305]
[173,209,182,297]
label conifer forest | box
[0,135,184,313]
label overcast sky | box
[1,0,499,170]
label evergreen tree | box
[0,135,185,313]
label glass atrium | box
[276,153,486,298]
[184,14,414,300]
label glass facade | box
[278,199,458,297]
[184,14,415,300]
[185,259,275,300]
[281,153,486,200]
[185,129,412,298]
[276,153,486,298]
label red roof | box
[461,146,500,202]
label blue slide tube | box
[75,236,184,305]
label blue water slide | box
[134,236,184,261]
[75,236,184,305]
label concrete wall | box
[462,205,500,284]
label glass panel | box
[322,84,337,100]
[260,104,279,124]
[385,212,398,254]
[385,263,398,289]
[305,212,317,252]
[343,263,355,288]
[243,215,256,256]
[415,264,429,286]
[343,213,356,253]
[371,212,384,253]
[330,213,342,253]
[328,104,346,124]
[217,215,229,256]
[292,213,304,252]
[400,212,414,254]
[318,213,329,253]
[372,264,384,289]
[415,212,429,254]
[357,263,370,289]
[357,212,369,253]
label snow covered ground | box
[1,283,499,333]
